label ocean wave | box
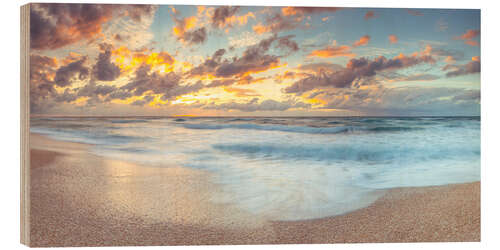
[110,119,148,124]
[212,141,478,163]
[212,143,397,162]
[182,123,352,134]
[30,127,146,145]
[228,118,256,122]
[180,122,423,134]
[367,126,422,132]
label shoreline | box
[29,132,480,246]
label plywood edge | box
[20,3,30,246]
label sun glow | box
[112,47,176,73]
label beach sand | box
[28,133,480,246]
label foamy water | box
[31,117,480,220]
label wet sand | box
[29,133,480,246]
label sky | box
[29,3,480,116]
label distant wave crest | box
[180,123,421,134]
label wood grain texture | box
[20,3,30,246]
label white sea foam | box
[30,117,481,220]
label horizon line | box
[29,114,481,118]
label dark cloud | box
[77,81,116,97]
[445,58,480,78]
[30,3,113,50]
[105,89,133,101]
[274,63,344,88]
[53,57,89,87]
[236,75,270,85]
[206,79,236,88]
[211,6,240,28]
[214,35,281,77]
[53,88,79,103]
[188,35,293,79]
[30,54,58,98]
[277,35,300,53]
[124,4,157,22]
[172,15,207,45]
[188,49,226,77]
[281,6,342,16]
[317,87,479,116]
[30,3,156,50]
[121,64,179,95]
[30,54,90,112]
[253,7,340,34]
[285,53,435,94]
[307,91,326,99]
[92,46,121,81]
[182,27,208,45]
[380,72,440,82]
[297,62,343,73]
[113,34,128,42]
[253,13,301,34]
[121,64,203,100]
[285,70,357,93]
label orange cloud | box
[388,34,398,44]
[170,6,177,14]
[196,6,205,15]
[287,49,436,94]
[353,35,371,47]
[308,45,355,58]
[281,6,342,16]
[215,11,256,28]
[253,23,271,34]
[239,62,286,79]
[454,29,480,47]
[61,52,84,65]
[282,7,299,16]
[30,3,156,50]
[30,54,58,88]
[112,47,176,73]
[444,56,456,64]
[456,29,480,40]
[234,12,256,26]
[465,40,479,47]
[224,87,260,97]
[171,15,207,45]
[173,16,198,37]
[364,11,375,20]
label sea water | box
[31,117,480,220]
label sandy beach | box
[29,133,480,246]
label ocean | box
[30,116,481,220]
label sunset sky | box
[29,3,480,116]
